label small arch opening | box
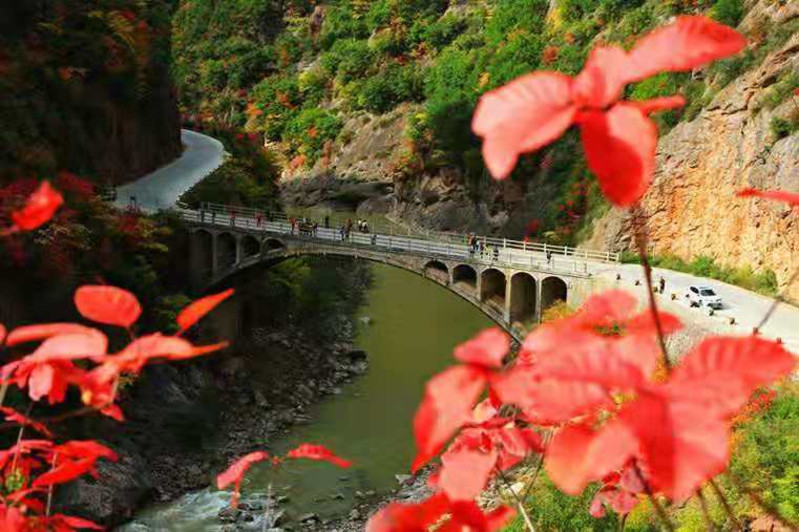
[541,276,568,316]
[480,268,506,311]
[241,235,261,258]
[263,238,286,254]
[424,260,449,284]
[510,272,537,326]
[217,233,237,271]
[453,264,477,293]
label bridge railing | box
[179,208,597,276]
[191,202,619,264]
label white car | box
[686,285,723,309]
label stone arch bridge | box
[180,205,618,341]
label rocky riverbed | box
[55,327,370,528]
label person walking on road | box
[659,277,666,294]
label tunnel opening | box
[217,233,237,271]
[241,235,261,259]
[424,260,449,284]
[480,268,506,312]
[540,276,568,317]
[510,272,537,325]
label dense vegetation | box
[170,0,795,243]
[0,0,182,186]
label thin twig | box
[618,513,628,532]
[708,479,742,531]
[495,467,535,532]
[632,462,674,531]
[46,452,58,517]
[520,430,551,503]
[696,488,715,532]
[631,208,671,371]
[725,471,798,530]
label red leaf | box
[737,188,799,207]
[10,181,64,231]
[627,16,746,82]
[5,323,96,347]
[29,331,108,362]
[285,444,351,468]
[453,328,509,369]
[177,289,235,333]
[492,366,612,425]
[572,46,630,108]
[412,366,487,472]
[579,104,657,207]
[544,423,637,495]
[438,445,498,501]
[47,514,104,530]
[629,95,687,115]
[0,407,53,437]
[473,72,577,179]
[367,493,515,532]
[667,336,795,416]
[217,451,270,507]
[0,324,5,346]
[75,286,142,328]
[33,457,97,488]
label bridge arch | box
[480,268,506,313]
[262,238,286,254]
[424,260,449,284]
[541,276,568,315]
[240,235,261,259]
[452,264,477,293]
[510,272,537,325]
[217,232,237,271]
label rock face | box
[585,20,799,300]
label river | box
[121,261,492,530]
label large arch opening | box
[190,230,214,280]
[480,268,506,311]
[424,260,449,284]
[217,233,237,271]
[263,238,286,254]
[452,264,477,294]
[241,235,261,259]
[510,273,537,325]
[541,276,568,315]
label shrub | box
[356,63,424,113]
[251,75,302,140]
[710,0,745,28]
[283,108,343,164]
[319,4,369,50]
[761,72,799,111]
[770,117,795,140]
[321,39,374,84]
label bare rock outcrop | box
[585,23,799,300]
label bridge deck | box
[179,208,604,277]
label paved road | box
[592,263,799,355]
[116,129,225,211]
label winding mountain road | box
[116,129,225,211]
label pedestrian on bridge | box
[371,234,377,245]
[256,213,263,227]
[229,208,237,227]
[546,250,553,267]
[211,211,216,224]
[313,221,319,236]
[325,215,330,229]
[492,244,499,261]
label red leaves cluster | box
[373,288,795,530]
[472,16,746,206]
[367,493,515,532]
[217,444,351,508]
[0,286,235,530]
[5,182,64,233]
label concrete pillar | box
[211,231,219,276]
[534,276,543,323]
[503,272,512,323]
[476,269,483,302]
[235,235,242,265]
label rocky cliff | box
[585,3,799,300]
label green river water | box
[122,262,492,530]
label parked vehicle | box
[686,285,723,309]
